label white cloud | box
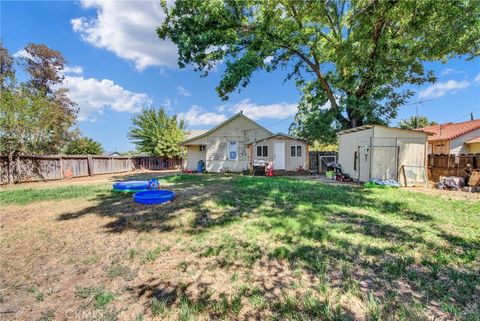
[162,98,178,111]
[179,105,227,126]
[440,68,464,76]
[418,80,470,99]
[474,72,480,84]
[63,65,84,75]
[71,0,177,70]
[13,49,32,59]
[263,56,274,64]
[177,86,191,96]
[63,76,152,121]
[215,104,227,112]
[229,99,298,120]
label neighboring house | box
[418,119,480,155]
[108,152,122,157]
[338,125,430,185]
[181,112,308,172]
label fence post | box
[7,152,14,184]
[59,156,63,180]
[87,155,93,176]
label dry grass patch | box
[1,173,479,320]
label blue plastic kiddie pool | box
[112,181,149,193]
[133,190,176,204]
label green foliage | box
[310,141,338,152]
[0,43,77,160]
[151,297,167,316]
[129,107,185,157]
[94,288,116,309]
[398,116,438,129]
[64,136,104,155]
[159,0,480,143]
[0,87,57,155]
[0,42,15,89]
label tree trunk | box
[7,151,13,184]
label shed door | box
[274,142,286,169]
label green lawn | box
[1,174,479,321]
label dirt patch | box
[404,185,480,201]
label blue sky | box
[2,1,479,152]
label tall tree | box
[22,43,66,93]
[16,43,78,153]
[129,108,186,157]
[0,43,15,90]
[0,43,79,182]
[158,0,480,142]
[0,86,64,182]
[398,116,437,130]
[63,136,104,155]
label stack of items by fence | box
[0,155,183,184]
[309,151,338,174]
[428,154,478,181]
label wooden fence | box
[427,154,479,181]
[0,155,183,184]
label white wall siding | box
[338,128,373,182]
[450,128,480,155]
[249,137,307,171]
[338,126,428,184]
[185,146,206,170]
[204,115,270,172]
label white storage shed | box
[338,125,430,186]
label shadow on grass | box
[57,174,224,233]
[56,174,479,319]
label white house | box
[181,112,308,172]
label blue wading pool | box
[133,190,176,205]
[112,181,149,193]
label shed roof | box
[338,124,430,136]
[246,132,307,145]
[416,119,480,141]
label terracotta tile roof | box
[466,136,480,144]
[417,119,480,141]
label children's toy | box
[133,190,175,204]
[112,181,149,193]
[266,161,274,177]
[148,178,160,190]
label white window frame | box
[228,141,238,160]
[256,145,268,157]
[290,145,302,158]
[199,145,206,152]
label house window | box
[291,145,302,157]
[199,145,206,152]
[354,151,358,170]
[256,145,268,157]
[228,141,238,160]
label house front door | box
[274,142,285,169]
